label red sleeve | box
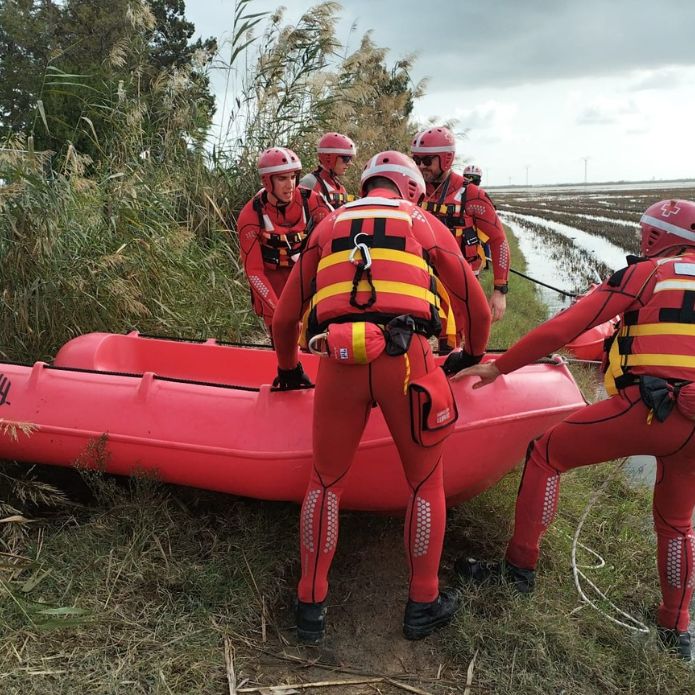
[465,185,510,285]
[272,215,335,369]
[495,260,658,373]
[307,190,331,226]
[418,209,492,355]
[237,200,279,316]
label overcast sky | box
[188,0,695,186]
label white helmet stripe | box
[641,214,695,243]
[361,163,424,185]
[411,144,456,153]
[317,147,355,155]
[259,162,300,174]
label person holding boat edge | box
[272,151,491,643]
[411,127,510,328]
[236,147,330,341]
[454,199,695,661]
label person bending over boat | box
[272,151,492,643]
[236,147,330,340]
[454,199,695,661]
[299,132,356,210]
[411,126,510,325]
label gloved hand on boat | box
[441,350,483,377]
[273,363,313,391]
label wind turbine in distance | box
[582,156,590,185]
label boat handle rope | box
[509,267,578,298]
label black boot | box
[455,557,535,594]
[403,588,460,640]
[657,627,692,661]
[296,600,326,644]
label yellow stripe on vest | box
[432,276,457,347]
[317,248,430,273]
[352,321,368,364]
[621,354,695,369]
[623,323,695,337]
[312,280,439,307]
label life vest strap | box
[312,280,440,309]
[317,248,430,273]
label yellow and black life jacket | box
[253,188,314,269]
[309,168,355,210]
[605,255,695,395]
[302,197,456,346]
[420,178,487,268]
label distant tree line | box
[0,0,216,160]
[0,0,423,177]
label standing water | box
[500,211,656,485]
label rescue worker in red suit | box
[272,151,491,643]
[300,132,356,210]
[236,147,330,338]
[411,127,510,324]
[455,199,695,661]
[463,164,483,187]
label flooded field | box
[493,182,695,315]
[494,182,695,487]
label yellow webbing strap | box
[352,321,368,364]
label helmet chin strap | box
[269,180,290,208]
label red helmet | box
[257,147,302,192]
[640,200,695,257]
[411,126,456,171]
[317,132,356,170]
[360,151,425,203]
[463,164,482,178]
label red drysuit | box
[273,188,491,604]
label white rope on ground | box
[567,458,650,633]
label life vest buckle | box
[307,332,329,356]
[349,233,372,270]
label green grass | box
[0,470,298,694]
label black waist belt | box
[614,373,690,391]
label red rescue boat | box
[562,285,618,362]
[0,333,587,512]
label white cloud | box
[628,67,686,91]
[576,97,640,126]
[187,1,695,185]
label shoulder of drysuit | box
[609,251,695,291]
[237,191,265,228]
[299,171,318,189]
[603,254,660,291]
[301,188,332,222]
[462,181,495,206]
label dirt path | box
[235,514,466,694]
